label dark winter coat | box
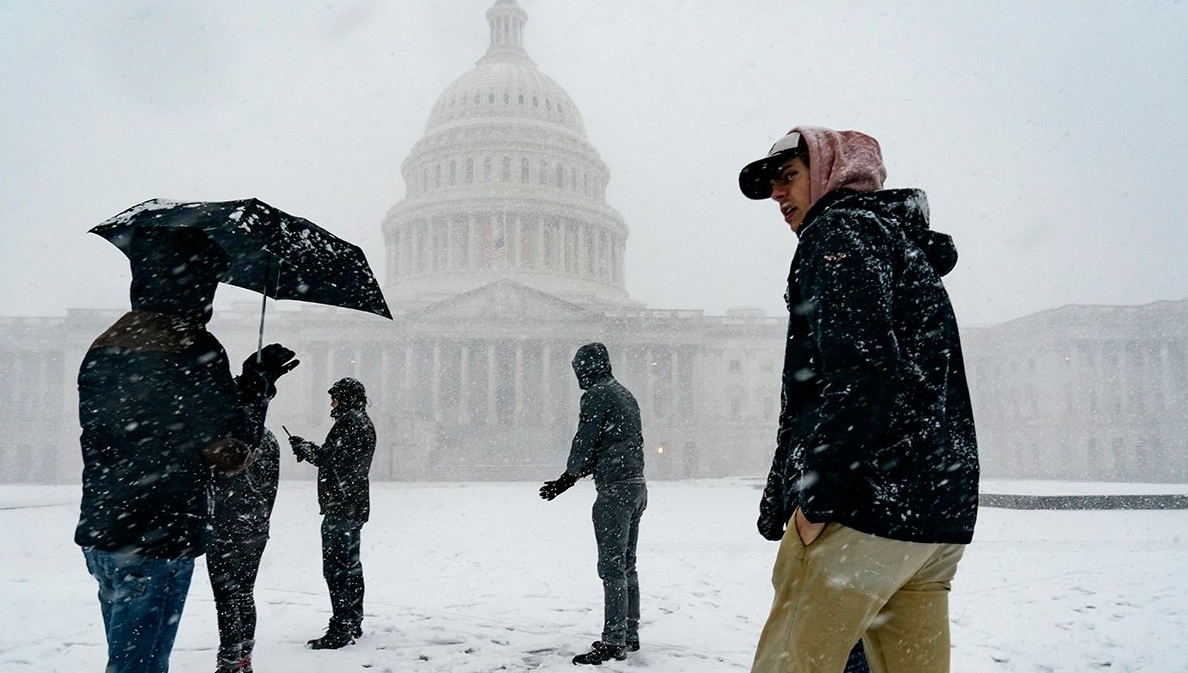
[567,344,646,488]
[760,187,979,545]
[210,428,280,548]
[294,404,376,522]
[75,311,269,558]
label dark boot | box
[215,655,239,673]
[307,626,357,650]
[626,639,640,652]
[572,641,627,665]
[239,639,254,673]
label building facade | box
[1,1,1185,484]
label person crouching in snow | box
[208,427,281,673]
[540,342,648,665]
[288,377,376,650]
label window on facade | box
[465,158,474,183]
[502,156,511,182]
[555,164,564,188]
[539,159,548,185]
[520,157,530,183]
[434,164,441,188]
[449,161,457,185]
[483,157,492,182]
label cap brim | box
[738,149,798,200]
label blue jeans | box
[592,482,647,647]
[82,547,195,673]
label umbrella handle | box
[256,251,281,363]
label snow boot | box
[572,641,627,665]
[307,626,357,650]
[214,655,239,673]
[626,639,640,652]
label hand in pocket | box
[794,507,826,546]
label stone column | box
[514,341,525,423]
[432,340,442,421]
[459,343,471,424]
[541,341,553,424]
[487,342,498,422]
[671,348,680,426]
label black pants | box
[592,482,647,647]
[322,515,365,631]
[208,536,267,661]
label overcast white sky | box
[1,0,1185,326]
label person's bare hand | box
[794,507,826,545]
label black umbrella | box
[92,198,392,354]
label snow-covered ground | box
[2,478,1186,672]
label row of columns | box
[324,338,694,428]
[391,213,623,285]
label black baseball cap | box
[738,132,805,200]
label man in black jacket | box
[289,377,377,650]
[75,228,298,673]
[540,343,647,666]
[739,127,979,673]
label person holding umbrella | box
[75,227,299,673]
[288,377,377,650]
[539,342,647,666]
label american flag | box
[484,220,507,260]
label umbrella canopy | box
[92,198,392,321]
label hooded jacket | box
[295,392,376,522]
[762,185,979,544]
[210,428,280,547]
[75,229,270,558]
[566,343,646,487]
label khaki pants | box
[751,521,965,673]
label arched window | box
[483,157,492,182]
[501,156,511,182]
[465,157,474,183]
[520,157,530,183]
[539,159,549,185]
[449,160,457,185]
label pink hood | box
[793,126,887,207]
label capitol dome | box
[381,0,635,311]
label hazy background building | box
[1,1,1185,484]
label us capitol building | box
[2,0,1186,484]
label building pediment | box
[406,280,603,324]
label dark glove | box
[539,472,578,501]
[242,343,300,389]
[288,435,311,462]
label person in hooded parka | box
[288,377,376,650]
[738,126,980,673]
[539,342,648,666]
[207,427,281,673]
[75,228,298,673]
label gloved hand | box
[242,343,300,389]
[539,472,578,501]
[288,435,312,463]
